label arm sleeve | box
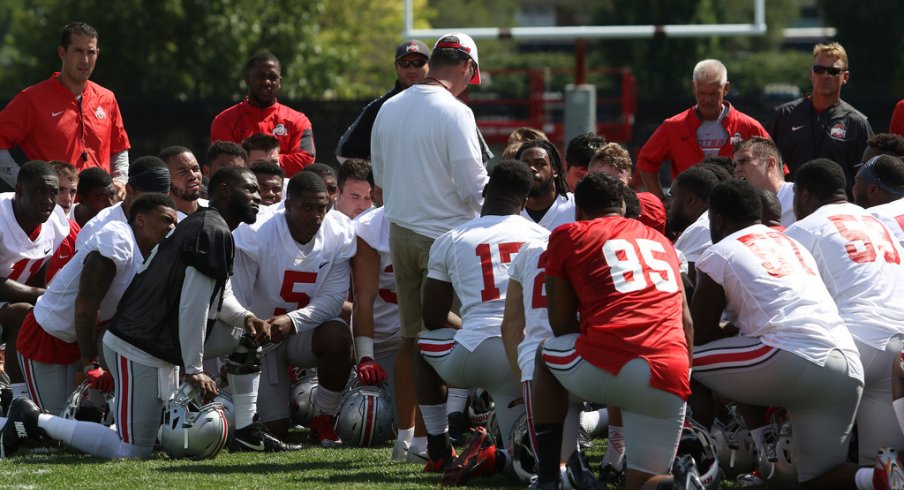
[108,99,130,155]
[219,278,252,328]
[426,233,452,282]
[278,117,316,177]
[229,228,258,307]
[0,150,19,187]
[445,110,487,214]
[336,98,382,161]
[371,114,385,188]
[209,112,234,145]
[110,151,129,183]
[286,258,350,332]
[179,266,216,375]
[635,123,670,173]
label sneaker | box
[672,454,706,490]
[448,411,467,447]
[874,447,904,490]
[441,426,498,486]
[392,439,410,461]
[529,476,563,490]
[565,450,603,490]
[229,422,302,452]
[598,450,625,485]
[1,397,43,458]
[310,413,342,448]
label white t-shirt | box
[696,224,863,381]
[427,214,549,352]
[34,221,141,343]
[777,181,796,227]
[353,207,400,348]
[520,193,575,232]
[674,212,711,263]
[75,201,127,251]
[785,202,904,350]
[508,240,550,382]
[232,207,356,333]
[0,193,68,306]
[371,84,488,239]
[868,198,904,248]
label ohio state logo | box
[829,123,846,140]
[95,107,106,120]
[273,124,287,136]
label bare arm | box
[0,277,44,305]
[545,275,580,336]
[74,252,116,366]
[501,278,525,379]
[422,278,455,331]
[640,170,665,202]
[690,271,730,346]
[350,237,379,342]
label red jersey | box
[210,98,315,177]
[545,216,690,399]
[0,73,130,173]
[636,191,666,235]
[45,219,80,284]
[636,102,768,178]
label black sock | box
[534,423,563,483]
[494,447,507,473]
[427,432,450,461]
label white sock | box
[313,387,343,416]
[607,424,625,455]
[227,372,260,430]
[854,467,876,490]
[446,388,469,414]
[38,413,148,459]
[38,414,78,442]
[419,404,449,436]
[11,383,29,399]
[596,408,609,431]
[894,399,904,437]
[396,426,414,444]
[410,435,427,453]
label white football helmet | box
[290,371,319,427]
[62,380,115,427]
[509,412,536,483]
[710,404,757,478]
[674,418,721,490]
[758,409,798,488]
[335,384,394,447]
[158,383,229,460]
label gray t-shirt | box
[696,105,729,156]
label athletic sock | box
[419,403,448,436]
[446,388,469,415]
[313,386,343,416]
[535,422,564,484]
[227,372,260,431]
[410,436,428,454]
[607,424,625,455]
[396,426,414,444]
[11,383,28,399]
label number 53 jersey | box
[427,214,549,352]
[232,209,356,332]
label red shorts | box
[16,309,80,364]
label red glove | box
[85,367,114,393]
[356,357,387,386]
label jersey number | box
[273,271,318,315]
[602,239,679,293]
[828,214,901,264]
[475,242,524,301]
[738,231,815,278]
[378,264,397,304]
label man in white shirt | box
[733,136,796,227]
[515,139,574,232]
[668,166,721,284]
[852,154,904,246]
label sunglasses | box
[812,64,844,76]
[397,59,426,68]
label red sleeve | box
[0,91,32,149]
[108,98,130,154]
[278,115,315,177]
[46,219,80,284]
[636,123,671,173]
[637,192,667,235]
[210,109,237,145]
[891,99,904,136]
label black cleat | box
[566,450,604,490]
[1,397,43,457]
[229,422,302,452]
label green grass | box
[0,431,771,489]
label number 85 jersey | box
[232,209,356,332]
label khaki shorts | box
[389,223,435,339]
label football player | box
[515,140,574,232]
[0,161,70,401]
[786,159,904,465]
[532,173,691,490]
[231,171,356,447]
[415,160,549,485]
[17,194,176,415]
[852,154,904,247]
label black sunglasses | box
[397,59,426,68]
[812,64,844,76]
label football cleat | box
[424,446,457,473]
[229,422,302,452]
[599,447,625,485]
[874,447,904,490]
[448,411,467,447]
[1,397,44,458]
[407,444,430,464]
[310,413,342,448]
[529,476,563,490]
[441,426,498,486]
[565,450,604,490]
[392,439,410,461]
[0,371,11,417]
[672,454,707,490]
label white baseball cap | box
[433,32,480,85]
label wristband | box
[354,336,374,363]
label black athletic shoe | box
[566,450,604,490]
[1,397,43,457]
[229,422,302,452]
[448,411,467,447]
[0,372,12,417]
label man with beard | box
[668,166,722,284]
[516,140,573,232]
[159,146,205,220]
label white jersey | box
[868,198,904,248]
[777,181,796,227]
[34,221,142,343]
[785,202,904,350]
[696,224,863,381]
[353,207,400,347]
[427,214,549,352]
[508,240,550,382]
[232,208,356,332]
[75,201,127,251]
[0,193,68,299]
[520,193,575,232]
[674,212,711,263]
